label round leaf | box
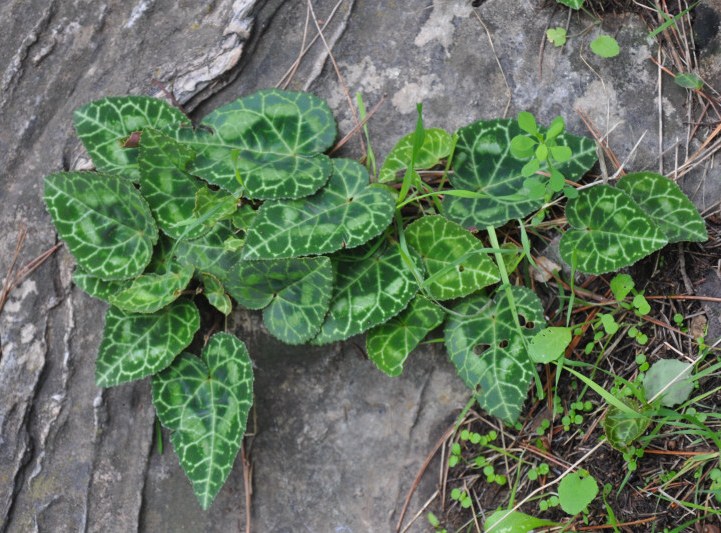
[96,300,200,387]
[152,333,254,510]
[172,89,336,199]
[242,159,395,259]
[44,172,158,280]
[404,215,499,300]
[617,172,707,243]
[558,471,599,515]
[590,35,620,58]
[73,96,188,180]
[559,185,668,274]
[603,397,652,452]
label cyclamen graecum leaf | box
[108,264,194,314]
[96,300,200,387]
[74,96,188,180]
[174,221,243,282]
[138,128,207,240]
[73,269,131,303]
[201,273,232,316]
[313,241,422,345]
[226,257,333,345]
[379,128,452,183]
[366,295,445,377]
[443,119,596,228]
[405,215,499,300]
[242,159,395,260]
[444,286,545,423]
[617,172,707,243]
[152,333,254,510]
[560,185,668,275]
[44,172,158,280]
[172,89,335,199]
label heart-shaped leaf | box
[444,286,545,422]
[226,257,333,344]
[443,119,596,228]
[172,89,336,199]
[152,333,254,510]
[617,172,707,243]
[313,241,421,344]
[242,159,395,260]
[96,300,200,387]
[379,128,452,183]
[74,96,188,180]
[560,185,668,274]
[44,172,158,280]
[174,221,243,282]
[404,215,499,300]
[366,295,445,376]
[138,128,208,240]
[109,264,194,314]
[201,273,232,316]
[558,471,599,515]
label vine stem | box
[485,226,543,398]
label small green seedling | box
[558,469,599,515]
[590,35,620,58]
[546,27,568,47]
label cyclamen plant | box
[43,88,707,508]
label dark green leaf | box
[201,273,232,316]
[172,89,336,199]
[242,159,395,259]
[44,172,158,280]
[109,263,194,313]
[366,295,445,377]
[226,257,333,344]
[314,242,421,344]
[96,300,200,387]
[617,172,707,243]
[603,397,652,452]
[152,332,254,509]
[73,269,131,302]
[74,96,187,180]
[560,185,668,274]
[138,128,207,240]
[404,215,499,300]
[443,119,596,228]
[444,286,545,422]
[174,221,243,281]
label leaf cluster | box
[43,89,707,510]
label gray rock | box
[2,1,720,532]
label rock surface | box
[1,1,720,532]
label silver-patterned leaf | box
[44,172,158,280]
[152,333,254,509]
[96,300,200,387]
